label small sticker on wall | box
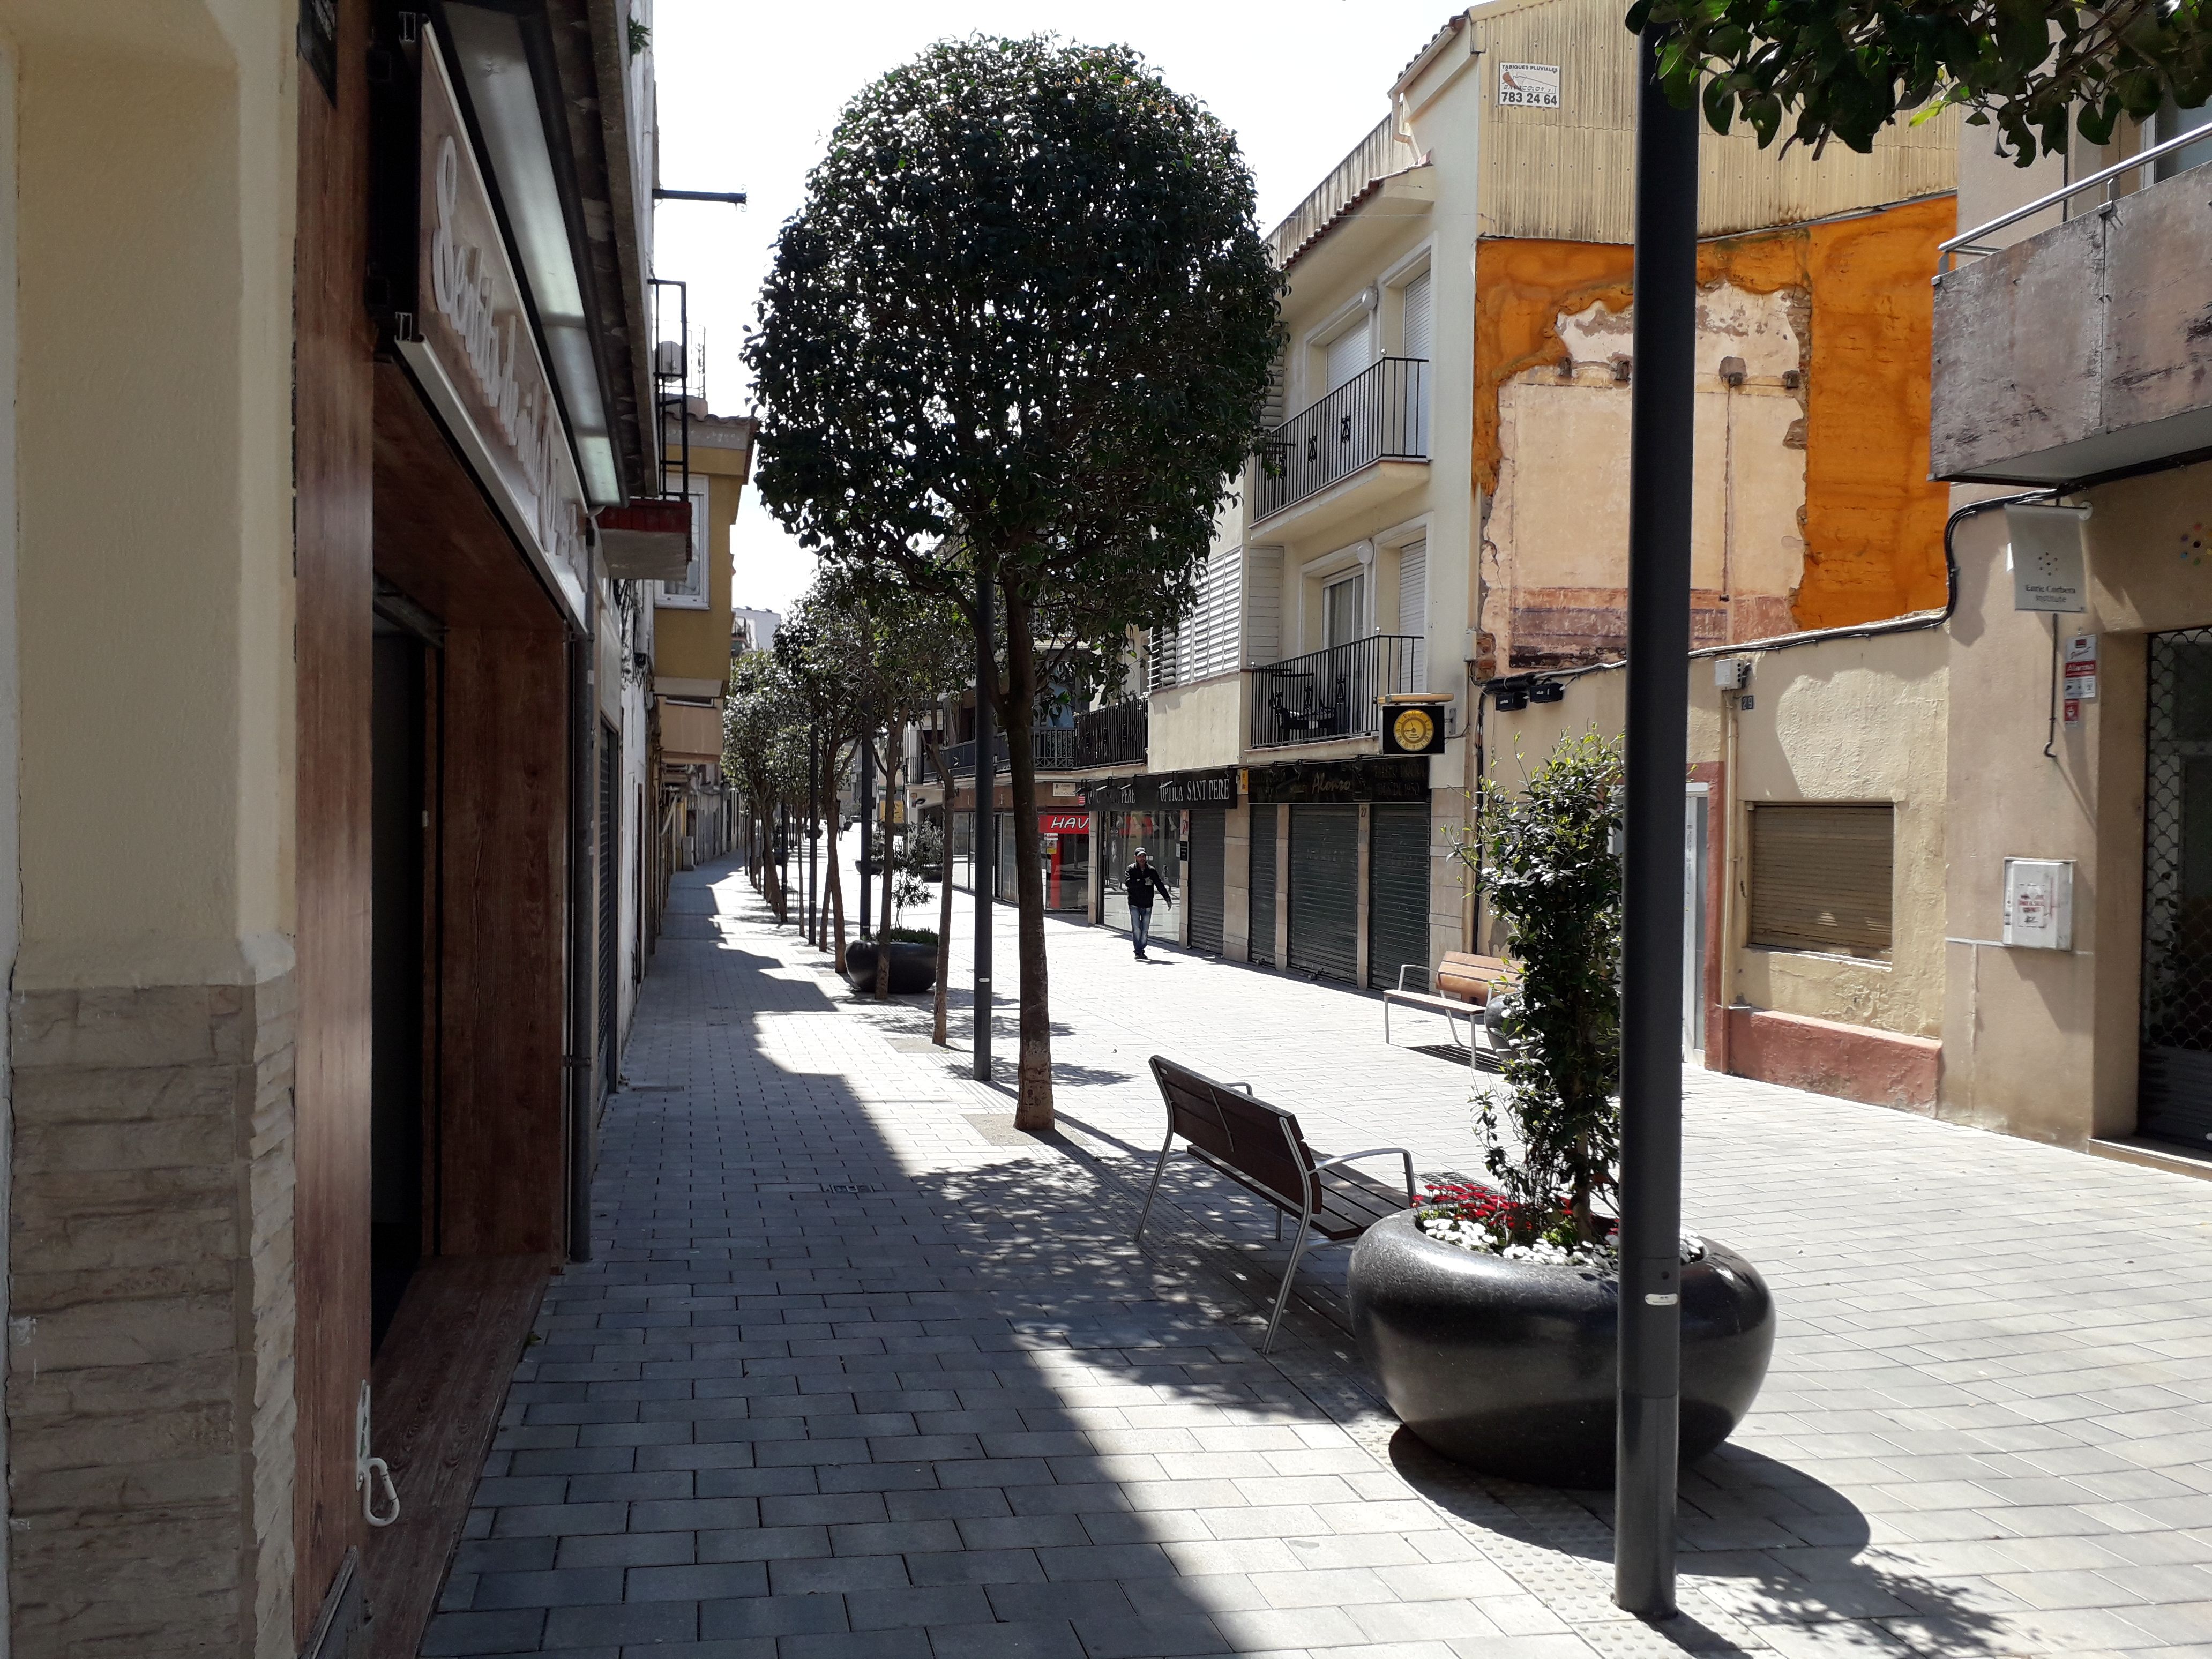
[1498,63,1561,108]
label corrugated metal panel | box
[1748,803,1893,958]
[1470,0,1957,243]
[1250,803,1279,966]
[1368,803,1432,991]
[1189,809,1225,955]
[1269,118,1417,266]
[1289,806,1360,983]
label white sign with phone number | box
[1499,63,1561,108]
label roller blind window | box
[1326,319,1372,392]
[1748,803,1894,959]
[1401,271,1432,362]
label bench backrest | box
[1149,1056,1317,1212]
[1436,952,1512,1004]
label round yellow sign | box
[1392,707,1436,751]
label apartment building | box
[1093,0,1954,997]
[1479,106,2212,1165]
[0,3,720,1653]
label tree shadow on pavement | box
[1387,1429,2013,1656]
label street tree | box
[746,34,1280,1127]
[1633,0,2210,163]
[776,571,968,992]
[723,651,809,921]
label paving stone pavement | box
[422,852,2212,1659]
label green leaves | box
[744,34,1283,654]
[1463,733,1626,1240]
[1634,0,2211,166]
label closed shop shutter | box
[1189,809,1225,955]
[1249,803,1279,966]
[1748,804,1893,958]
[1289,805,1359,983]
[599,733,619,1093]
[1368,803,1431,990]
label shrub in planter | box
[1348,732,1774,1486]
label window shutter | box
[1402,270,1432,362]
[1748,804,1894,958]
[1398,540,1427,691]
[1326,319,1372,392]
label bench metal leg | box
[1132,1128,1176,1244]
[1382,1001,1391,1045]
[1263,1209,1313,1355]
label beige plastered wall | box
[1488,286,1809,663]
[1147,676,1242,775]
[3,5,303,1657]
[1479,625,1949,1046]
[1720,630,1948,1038]
[1942,467,2212,1146]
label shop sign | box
[1248,758,1431,804]
[1039,811,1090,835]
[1156,768,1239,807]
[1498,63,1561,108]
[2006,503,2088,614]
[1380,700,1448,756]
[393,33,591,627]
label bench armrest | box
[1310,1146,1417,1207]
[1395,963,1428,993]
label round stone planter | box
[842,940,938,995]
[1348,1208,1776,1488]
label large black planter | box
[842,940,938,995]
[1349,1208,1775,1488]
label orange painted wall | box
[1471,193,1955,633]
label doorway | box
[2140,626,2212,1147]
[370,624,432,1348]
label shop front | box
[1248,758,1433,987]
[1085,769,1238,935]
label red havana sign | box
[1039,811,1090,835]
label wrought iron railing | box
[1248,635,1425,749]
[945,727,1081,776]
[1253,357,1429,521]
[1073,698,1147,768]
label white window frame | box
[1380,243,1436,360]
[656,482,712,610]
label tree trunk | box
[1000,587,1054,1131]
[827,743,851,972]
[931,730,955,1046]
[875,718,903,998]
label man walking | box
[1124,846,1174,960]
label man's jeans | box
[1130,904,1154,954]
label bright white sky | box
[650,1,1462,617]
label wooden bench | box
[1135,1057,1415,1353]
[1382,952,1516,1055]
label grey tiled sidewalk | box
[423,855,2212,1658]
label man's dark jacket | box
[1124,862,1174,909]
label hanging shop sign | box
[1380,693,1452,756]
[1247,757,1432,805]
[1039,811,1090,835]
[2006,502,2089,614]
[373,29,591,629]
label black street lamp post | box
[1616,23,1698,1618]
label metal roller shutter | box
[1748,804,1893,959]
[1189,809,1225,955]
[1288,805,1359,983]
[599,733,619,1093]
[1249,804,1278,966]
[1368,803,1431,990]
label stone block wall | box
[7,976,298,1659]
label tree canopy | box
[744,33,1281,1125]
[1631,0,2211,163]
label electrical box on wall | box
[1714,656,1752,691]
[2002,858,2074,950]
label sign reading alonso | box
[399,33,591,627]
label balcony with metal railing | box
[945,701,1146,778]
[1248,635,1425,749]
[1253,357,1430,529]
